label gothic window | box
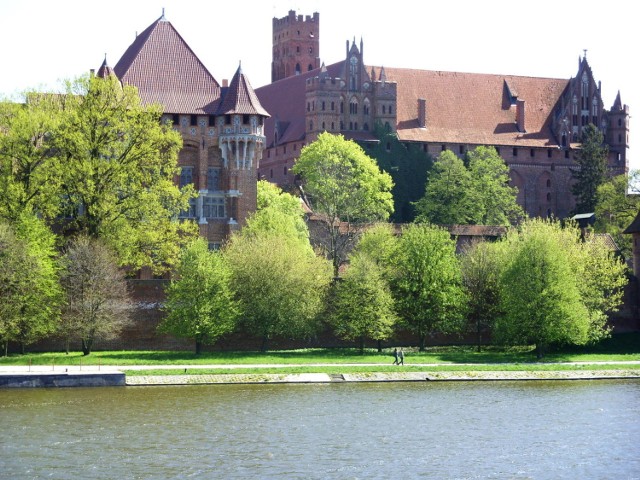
[349,98,358,115]
[382,105,386,114]
[295,63,301,75]
[581,74,589,109]
[340,101,344,114]
[179,166,193,187]
[363,99,370,116]
[592,97,598,124]
[340,121,344,130]
[296,46,300,53]
[513,148,518,157]
[309,121,313,131]
[354,122,358,130]
[322,122,325,130]
[331,122,335,130]
[546,179,551,188]
[322,101,325,111]
[308,64,313,71]
[349,121,353,130]
[203,196,225,218]
[572,96,578,126]
[548,149,552,158]
[389,105,393,115]
[190,115,197,126]
[530,149,535,158]
[207,167,221,191]
[331,101,335,111]
[363,123,368,131]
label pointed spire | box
[217,64,269,117]
[370,66,376,80]
[159,7,166,21]
[612,91,623,111]
[96,54,114,78]
[379,66,387,83]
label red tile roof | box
[218,65,269,117]
[257,61,570,149]
[382,67,568,147]
[114,16,221,114]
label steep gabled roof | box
[217,65,269,117]
[386,67,568,147]
[96,56,115,79]
[114,15,221,114]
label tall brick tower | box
[272,10,320,83]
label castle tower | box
[607,91,630,169]
[272,10,320,83]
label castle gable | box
[217,66,269,117]
[114,15,221,115]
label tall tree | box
[0,95,63,221]
[460,240,503,351]
[292,132,394,277]
[414,150,475,225]
[224,220,332,352]
[467,146,523,225]
[0,213,61,354]
[391,223,467,351]
[160,239,238,354]
[493,219,625,358]
[329,253,397,353]
[60,236,133,355]
[414,147,521,226]
[54,74,197,273]
[571,124,609,214]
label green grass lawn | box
[2,333,639,372]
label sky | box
[0,0,637,168]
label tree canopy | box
[414,147,521,225]
[292,132,394,276]
[160,238,239,354]
[391,223,467,351]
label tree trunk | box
[477,321,483,353]
[261,335,269,353]
[82,338,93,356]
[3,340,7,357]
[418,333,426,352]
[20,342,25,355]
[195,339,202,355]
[377,340,382,353]
[535,343,545,359]
[359,336,365,354]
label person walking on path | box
[398,348,404,365]
[392,348,399,365]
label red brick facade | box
[258,11,630,220]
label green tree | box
[160,239,238,354]
[54,74,197,273]
[467,146,523,225]
[0,95,63,221]
[571,124,609,214]
[0,213,61,354]
[350,222,398,274]
[413,150,476,225]
[495,219,627,357]
[292,132,394,277]
[391,223,467,351]
[224,225,332,351]
[595,170,640,258]
[460,240,503,351]
[414,147,521,225]
[329,254,397,353]
[251,180,309,243]
[60,236,133,355]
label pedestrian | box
[398,348,404,365]
[392,348,399,365]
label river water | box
[1,380,639,479]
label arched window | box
[295,63,301,75]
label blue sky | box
[1,0,637,169]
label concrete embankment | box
[125,369,640,386]
[0,371,125,388]
[1,364,639,388]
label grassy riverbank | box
[1,333,639,375]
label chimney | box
[222,79,229,88]
[418,98,427,128]
[516,99,526,133]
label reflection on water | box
[1,380,639,479]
